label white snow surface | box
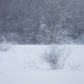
[0,45,84,84]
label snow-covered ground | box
[0,45,84,84]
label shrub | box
[42,45,70,69]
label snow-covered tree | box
[36,0,72,44]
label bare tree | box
[36,0,72,44]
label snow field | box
[0,45,84,84]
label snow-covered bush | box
[42,45,71,69]
[0,37,12,51]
